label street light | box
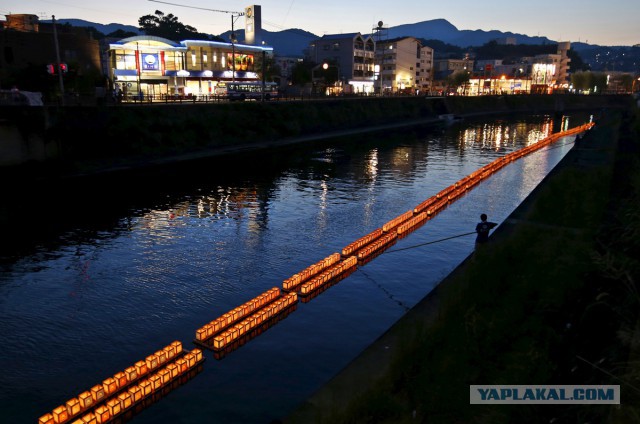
[322,62,341,94]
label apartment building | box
[375,37,433,94]
[307,33,376,94]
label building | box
[0,14,102,96]
[307,33,376,94]
[375,36,433,94]
[106,36,273,99]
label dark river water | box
[0,112,592,423]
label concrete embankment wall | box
[0,94,632,173]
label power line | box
[147,0,243,16]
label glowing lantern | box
[118,391,133,409]
[78,391,93,409]
[192,348,203,362]
[93,406,110,424]
[65,397,81,416]
[103,377,118,395]
[185,352,196,368]
[135,361,148,376]
[114,371,127,388]
[155,350,167,365]
[213,335,225,350]
[145,355,158,370]
[149,374,162,391]
[196,327,208,341]
[52,405,69,423]
[175,358,188,373]
[90,385,105,402]
[124,366,137,382]
[158,368,171,385]
[106,397,121,416]
[139,380,152,396]
[128,385,143,402]
[167,363,179,379]
[164,344,175,359]
[38,413,54,424]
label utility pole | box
[52,15,65,105]
[148,1,244,82]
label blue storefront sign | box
[142,53,160,71]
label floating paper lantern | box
[171,341,183,355]
[149,374,162,391]
[128,385,143,403]
[103,377,118,396]
[134,360,148,376]
[65,397,81,416]
[90,385,105,403]
[118,391,133,409]
[155,350,167,365]
[175,358,189,373]
[185,352,197,368]
[93,406,110,424]
[139,379,152,396]
[38,413,54,424]
[145,355,158,371]
[106,397,121,416]
[114,371,127,388]
[78,391,93,409]
[192,348,203,362]
[163,345,175,360]
[52,405,69,424]
[167,363,179,379]
[124,366,137,382]
[158,368,171,385]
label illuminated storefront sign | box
[142,53,160,71]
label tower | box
[244,5,262,45]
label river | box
[0,112,591,423]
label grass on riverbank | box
[316,107,640,424]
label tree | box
[449,71,470,95]
[138,10,218,41]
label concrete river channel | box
[1,111,593,423]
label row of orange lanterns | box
[397,212,429,235]
[299,256,358,295]
[342,228,383,256]
[195,287,281,341]
[39,342,203,424]
[283,253,341,290]
[210,292,299,350]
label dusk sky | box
[2,0,639,46]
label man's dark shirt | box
[476,220,497,243]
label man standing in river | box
[476,213,497,244]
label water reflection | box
[0,112,593,424]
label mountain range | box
[50,18,638,71]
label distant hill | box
[43,19,140,36]
[386,19,555,47]
[44,17,638,71]
[219,28,318,57]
